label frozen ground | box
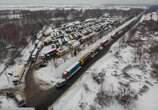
[53,13,158,110]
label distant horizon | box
[0,0,158,6]
[0,3,149,11]
[0,3,156,6]
[0,3,150,11]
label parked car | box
[55,79,67,88]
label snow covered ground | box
[0,73,13,90]
[133,84,158,110]
[0,38,36,108]
[52,14,158,110]
[0,39,35,89]
[0,96,16,108]
[53,33,156,110]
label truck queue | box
[56,14,142,88]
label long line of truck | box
[55,12,144,88]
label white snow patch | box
[0,73,14,90]
[133,84,158,110]
[0,96,16,108]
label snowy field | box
[53,13,158,110]
[0,96,16,108]
[53,34,157,110]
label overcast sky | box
[0,0,158,6]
